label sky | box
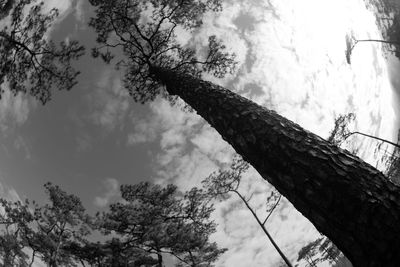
[0,0,399,266]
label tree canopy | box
[0,0,84,104]
[0,182,226,267]
[89,0,236,103]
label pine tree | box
[87,1,400,266]
[0,0,84,104]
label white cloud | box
[74,0,86,24]
[94,178,120,208]
[0,176,21,208]
[42,0,74,23]
[126,98,235,189]
[0,182,21,203]
[88,69,130,131]
[13,135,31,159]
[0,88,30,133]
[126,97,201,147]
[127,118,158,144]
[190,125,234,164]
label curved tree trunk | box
[150,66,400,267]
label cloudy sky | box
[0,0,399,266]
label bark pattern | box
[151,66,400,267]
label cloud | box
[127,118,158,144]
[42,0,74,22]
[126,97,235,189]
[0,88,30,134]
[94,178,120,208]
[126,97,200,146]
[13,135,31,159]
[87,69,130,131]
[0,181,21,202]
[75,132,93,152]
[74,0,86,24]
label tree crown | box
[89,0,236,103]
[0,0,84,104]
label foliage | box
[89,0,236,103]
[202,155,292,267]
[0,182,226,266]
[0,183,90,267]
[0,198,32,266]
[328,113,400,183]
[202,155,250,199]
[327,113,356,147]
[95,182,226,267]
[0,0,84,104]
[296,236,343,267]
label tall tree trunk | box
[150,66,400,267]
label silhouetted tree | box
[202,156,292,267]
[296,236,344,267]
[32,183,91,267]
[0,198,32,266]
[88,0,236,104]
[96,182,226,267]
[0,0,84,104]
[0,183,91,267]
[296,238,321,267]
[328,113,400,148]
[87,1,400,266]
[328,113,400,183]
[0,182,225,267]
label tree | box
[328,113,400,183]
[0,198,32,266]
[32,183,91,267]
[0,0,84,104]
[202,156,292,267]
[0,181,225,267]
[345,33,400,64]
[95,182,226,267]
[345,0,400,64]
[328,113,400,149]
[296,238,322,267]
[0,183,91,267]
[88,0,236,104]
[87,1,400,266]
[296,236,344,267]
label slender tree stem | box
[344,131,400,149]
[262,195,281,226]
[356,39,400,45]
[233,190,293,267]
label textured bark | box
[150,66,400,267]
